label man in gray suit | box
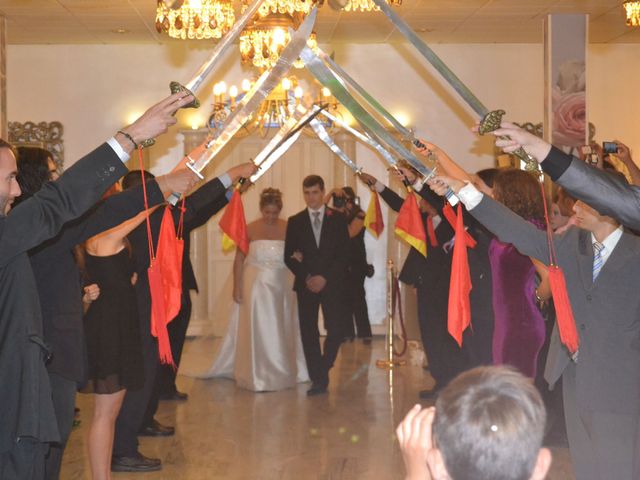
[491,122,640,231]
[429,175,640,480]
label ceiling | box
[1,0,639,45]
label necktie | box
[592,241,605,281]
[312,211,321,246]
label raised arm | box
[358,171,404,212]
[429,177,552,264]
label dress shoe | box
[111,453,162,472]
[306,384,328,396]
[419,386,441,400]
[159,389,188,401]
[138,419,175,437]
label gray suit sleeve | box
[555,157,640,231]
[470,195,551,264]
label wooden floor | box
[61,337,575,479]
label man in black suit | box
[0,91,194,480]
[284,175,350,396]
[112,162,256,472]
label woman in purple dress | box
[489,169,548,378]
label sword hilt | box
[135,82,202,150]
[478,109,538,171]
[167,158,206,206]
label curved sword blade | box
[184,0,268,93]
[370,0,488,118]
[309,118,361,174]
[188,8,317,173]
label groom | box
[285,175,351,396]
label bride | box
[202,188,309,391]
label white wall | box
[7,42,639,173]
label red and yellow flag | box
[219,189,249,255]
[394,191,427,257]
[364,190,384,238]
[448,203,472,347]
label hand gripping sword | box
[370,0,538,171]
[165,9,317,205]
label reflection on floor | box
[61,337,574,479]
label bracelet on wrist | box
[117,130,138,149]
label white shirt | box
[106,137,131,163]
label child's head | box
[430,366,551,480]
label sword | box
[165,8,317,205]
[320,110,398,169]
[302,47,458,204]
[309,118,362,174]
[141,0,268,149]
[318,50,413,142]
[249,104,326,183]
[169,0,268,109]
[370,0,538,171]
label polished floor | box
[61,337,575,479]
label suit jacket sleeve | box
[325,214,350,285]
[183,192,229,231]
[0,143,127,267]
[470,195,562,264]
[379,186,404,212]
[543,146,640,231]
[284,215,308,279]
[416,185,446,217]
[181,177,227,224]
[48,180,166,250]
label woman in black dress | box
[81,187,158,480]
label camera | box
[332,193,346,208]
[603,142,618,155]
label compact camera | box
[603,142,618,155]
[332,193,346,208]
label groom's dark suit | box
[284,206,350,387]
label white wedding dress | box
[201,239,309,391]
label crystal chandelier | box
[239,14,318,69]
[155,0,235,40]
[624,1,640,27]
[241,0,323,18]
[343,0,401,13]
[209,77,338,136]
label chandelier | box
[209,76,338,136]
[241,0,323,18]
[343,0,401,13]
[155,0,235,39]
[624,1,640,27]
[239,14,318,69]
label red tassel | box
[548,266,579,354]
[447,203,472,346]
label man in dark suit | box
[112,162,256,472]
[284,175,350,396]
[0,90,194,480]
[432,174,640,480]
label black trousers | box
[144,292,193,427]
[0,439,47,480]
[44,373,77,480]
[345,273,372,339]
[296,288,347,386]
[416,284,466,387]
[113,307,158,457]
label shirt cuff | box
[457,183,484,210]
[541,145,573,181]
[219,173,232,190]
[374,181,385,193]
[106,137,131,163]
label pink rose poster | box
[545,15,588,152]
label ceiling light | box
[155,0,235,40]
[624,1,640,27]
